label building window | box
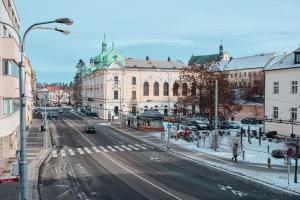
[114,76,118,85]
[114,91,118,99]
[248,72,252,77]
[132,90,136,99]
[154,105,158,112]
[144,106,148,112]
[273,107,278,119]
[291,107,297,121]
[273,82,279,94]
[291,81,298,94]
[132,77,136,85]
[154,82,159,96]
[295,53,300,64]
[114,106,119,115]
[3,98,13,114]
[191,83,196,96]
[244,72,247,77]
[173,82,179,96]
[143,82,149,96]
[163,82,169,96]
[2,59,19,77]
[182,83,187,96]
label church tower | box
[101,34,107,53]
[219,40,224,58]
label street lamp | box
[0,17,72,200]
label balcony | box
[0,37,20,63]
[0,111,19,137]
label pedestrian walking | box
[232,143,238,162]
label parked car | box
[228,121,241,129]
[271,149,285,158]
[187,120,209,130]
[241,117,263,125]
[85,124,96,133]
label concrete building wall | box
[265,68,300,136]
[0,0,21,173]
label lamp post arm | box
[0,21,21,44]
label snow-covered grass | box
[160,122,291,166]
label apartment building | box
[0,0,21,172]
[264,48,300,137]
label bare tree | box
[178,62,241,128]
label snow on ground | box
[159,122,292,166]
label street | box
[38,112,297,200]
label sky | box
[15,0,300,83]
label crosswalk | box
[52,144,152,159]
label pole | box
[295,136,299,183]
[288,157,290,184]
[215,80,218,131]
[44,94,48,149]
[19,45,28,199]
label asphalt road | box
[39,112,298,200]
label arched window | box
[173,82,179,96]
[163,82,169,96]
[182,83,187,96]
[154,82,159,96]
[154,105,158,111]
[164,105,168,116]
[144,82,149,96]
[191,82,196,96]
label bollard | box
[268,158,271,168]
[267,145,269,153]
[242,150,245,160]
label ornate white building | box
[81,37,185,119]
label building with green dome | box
[81,36,185,120]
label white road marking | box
[114,145,125,151]
[77,148,85,155]
[99,146,108,152]
[64,119,182,200]
[141,144,154,149]
[128,145,140,150]
[84,147,92,154]
[52,150,58,158]
[107,146,117,152]
[121,145,132,151]
[68,148,75,156]
[92,146,100,153]
[60,149,66,157]
[135,144,147,150]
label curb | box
[110,125,300,196]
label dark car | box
[271,149,285,158]
[85,124,96,133]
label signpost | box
[167,123,172,150]
[287,147,295,185]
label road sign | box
[0,177,19,184]
[167,123,172,129]
[287,147,295,158]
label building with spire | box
[81,36,185,119]
[188,41,230,65]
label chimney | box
[146,56,149,61]
[167,57,171,62]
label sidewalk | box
[0,114,51,200]
[110,123,300,195]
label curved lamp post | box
[0,17,73,200]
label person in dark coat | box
[231,143,238,162]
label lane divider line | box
[63,118,182,200]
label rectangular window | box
[132,77,136,85]
[132,91,136,99]
[114,76,118,85]
[295,53,300,64]
[114,91,118,99]
[273,107,278,119]
[3,98,13,114]
[2,59,19,77]
[273,82,279,94]
[291,81,298,94]
[291,107,297,120]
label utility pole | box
[295,136,299,183]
